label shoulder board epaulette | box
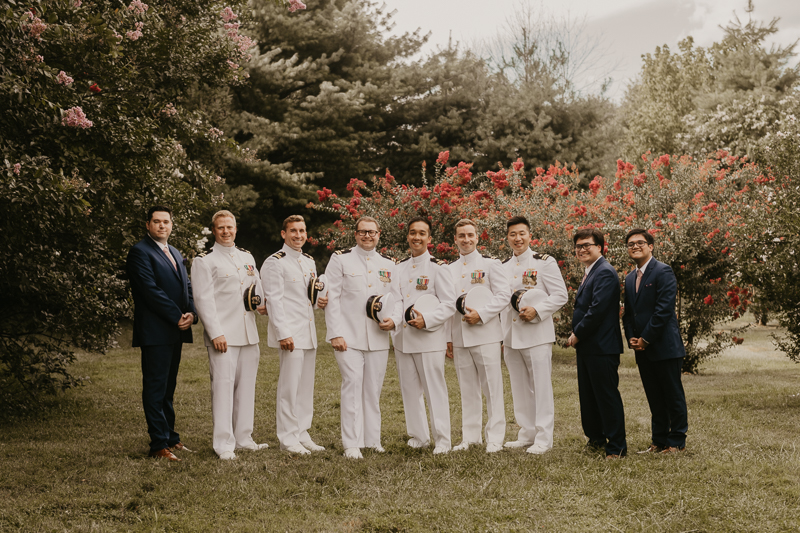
[532,252,551,261]
[302,252,313,259]
[398,256,411,264]
[270,251,286,259]
[334,249,352,256]
[502,256,513,264]
[430,257,447,266]
[379,253,397,263]
[236,246,251,254]
[482,254,496,260]
[197,251,209,258]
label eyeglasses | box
[626,240,650,249]
[574,243,599,252]
[356,230,379,237]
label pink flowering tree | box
[310,150,772,373]
[0,0,305,409]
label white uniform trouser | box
[207,344,260,456]
[335,348,388,449]
[395,350,451,448]
[276,348,317,449]
[504,344,554,448]
[453,343,505,445]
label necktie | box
[163,245,177,271]
[580,271,588,287]
[635,269,643,293]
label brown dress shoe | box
[636,444,665,454]
[605,454,624,460]
[170,442,192,453]
[660,446,686,454]
[149,448,181,461]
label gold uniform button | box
[513,318,517,322]
[403,324,407,328]
[368,270,372,273]
[514,276,517,279]
[369,284,372,287]
[461,318,465,322]
[407,294,410,297]
[462,275,465,278]
[461,289,465,293]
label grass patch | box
[1,313,799,531]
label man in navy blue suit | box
[127,206,197,461]
[567,228,627,459]
[622,228,688,454]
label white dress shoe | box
[238,443,269,451]
[526,444,550,455]
[407,438,429,449]
[300,440,325,452]
[219,451,237,460]
[370,445,385,453]
[486,443,503,453]
[284,444,311,455]
[344,447,363,459]
[504,440,533,449]
[432,445,451,455]
[452,442,470,451]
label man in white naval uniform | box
[324,216,396,459]
[260,215,327,455]
[445,219,511,453]
[387,216,456,454]
[501,216,568,454]
[192,210,269,460]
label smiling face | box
[212,216,237,247]
[146,211,173,243]
[626,234,654,267]
[507,223,531,256]
[575,237,602,267]
[355,220,380,252]
[407,221,432,257]
[455,224,478,256]
[282,220,307,251]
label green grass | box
[1,313,799,532]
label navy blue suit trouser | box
[141,344,183,452]
[636,355,687,448]
[576,353,627,456]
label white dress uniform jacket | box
[325,246,396,351]
[261,244,318,350]
[446,250,510,348]
[192,242,261,347]
[501,248,569,349]
[390,251,456,352]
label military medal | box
[379,270,391,285]
[470,270,486,284]
[523,269,537,288]
[244,264,256,276]
[416,276,429,290]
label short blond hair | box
[355,216,381,232]
[211,210,236,227]
[282,214,305,231]
[455,218,477,231]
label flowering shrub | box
[311,150,774,372]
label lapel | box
[576,256,605,299]
[145,237,181,281]
[635,260,656,303]
[626,268,636,304]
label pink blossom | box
[161,103,177,116]
[512,158,524,172]
[288,0,307,12]
[436,151,449,165]
[74,0,82,7]
[13,163,21,175]
[128,0,148,15]
[34,54,44,62]
[221,7,238,22]
[62,106,93,129]
[24,14,48,40]
[56,71,74,86]
[126,22,144,41]
[226,60,239,69]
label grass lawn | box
[1,314,799,532]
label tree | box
[0,0,297,410]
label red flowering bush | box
[310,150,775,372]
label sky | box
[381,0,800,100]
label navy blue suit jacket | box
[127,237,196,347]
[572,256,624,356]
[622,258,685,361]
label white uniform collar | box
[213,241,236,255]
[282,243,303,259]
[459,249,480,264]
[411,250,431,264]
[514,247,533,261]
[355,245,377,258]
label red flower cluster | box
[316,187,334,202]
[436,151,450,166]
[703,295,714,305]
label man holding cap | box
[501,216,568,454]
[261,215,327,455]
[324,216,396,459]
[389,216,456,454]
[192,210,269,460]
[446,219,510,453]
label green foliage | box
[0,0,256,409]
